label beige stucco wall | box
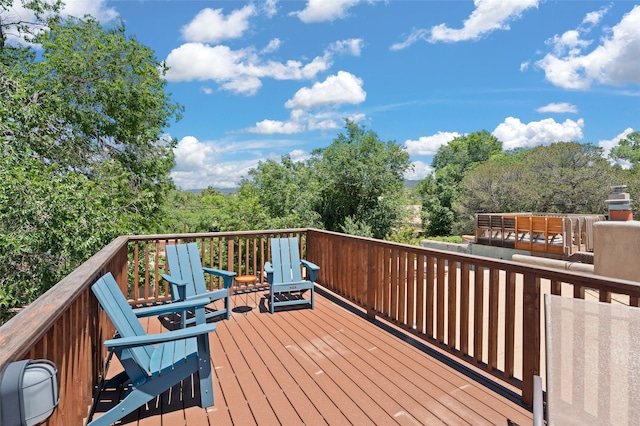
[593,220,640,282]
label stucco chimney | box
[605,185,633,221]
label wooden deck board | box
[92,288,533,425]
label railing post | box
[522,272,541,407]
[367,243,376,320]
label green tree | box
[609,131,640,168]
[240,155,321,229]
[311,120,411,239]
[458,142,616,227]
[26,17,182,226]
[418,131,502,236]
[1,0,63,52]
[0,13,182,320]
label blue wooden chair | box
[162,242,235,326]
[89,272,216,426]
[264,237,319,314]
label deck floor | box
[91,287,533,425]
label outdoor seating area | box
[91,286,532,425]
[1,228,640,425]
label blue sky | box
[7,0,640,189]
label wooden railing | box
[2,227,640,425]
[0,237,129,426]
[305,229,640,406]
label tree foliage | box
[417,131,502,236]
[609,131,640,168]
[0,8,181,321]
[311,120,412,238]
[458,142,617,231]
[241,155,321,230]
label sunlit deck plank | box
[92,287,533,425]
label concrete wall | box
[594,220,640,282]
[511,254,594,274]
[419,240,530,260]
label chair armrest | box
[161,273,187,287]
[104,322,217,350]
[301,260,320,282]
[161,273,188,301]
[133,297,211,318]
[202,267,236,289]
[533,375,544,426]
[264,262,273,284]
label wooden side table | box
[234,275,257,308]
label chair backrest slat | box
[185,243,208,294]
[92,273,153,372]
[271,238,303,284]
[166,242,207,299]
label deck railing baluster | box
[4,226,640,420]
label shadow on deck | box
[91,286,533,425]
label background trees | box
[417,131,502,236]
[169,121,412,240]
[0,5,181,320]
[457,143,616,230]
[310,120,412,238]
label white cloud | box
[292,0,361,23]
[429,0,539,43]
[172,136,297,189]
[405,161,433,181]
[329,38,364,56]
[390,28,429,51]
[2,0,117,45]
[246,108,357,135]
[172,159,259,190]
[289,149,310,163]
[249,119,305,134]
[520,61,530,72]
[261,38,281,54]
[536,102,578,114]
[404,131,461,156]
[536,5,640,89]
[164,43,332,95]
[581,5,611,29]
[285,71,366,109]
[263,0,278,18]
[492,117,584,150]
[181,5,256,43]
[63,0,118,22]
[173,136,216,172]
[599,127,634,159]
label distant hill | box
[186,181,420,194]
[185,187,237,194]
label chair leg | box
[102,371,129,389]
[197,334,214,408]
[88,383,159,426]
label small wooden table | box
[234,275,257,308]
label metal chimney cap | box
[610,184,628,192]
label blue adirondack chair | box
[162,242,235,326]
[89,272,216,426]
[264,237,320,314]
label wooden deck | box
[91,287,533,425]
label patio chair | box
[264,237,319,314]
[89,272,216,426]
[533,293,640,426]
[162,242,235,326]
